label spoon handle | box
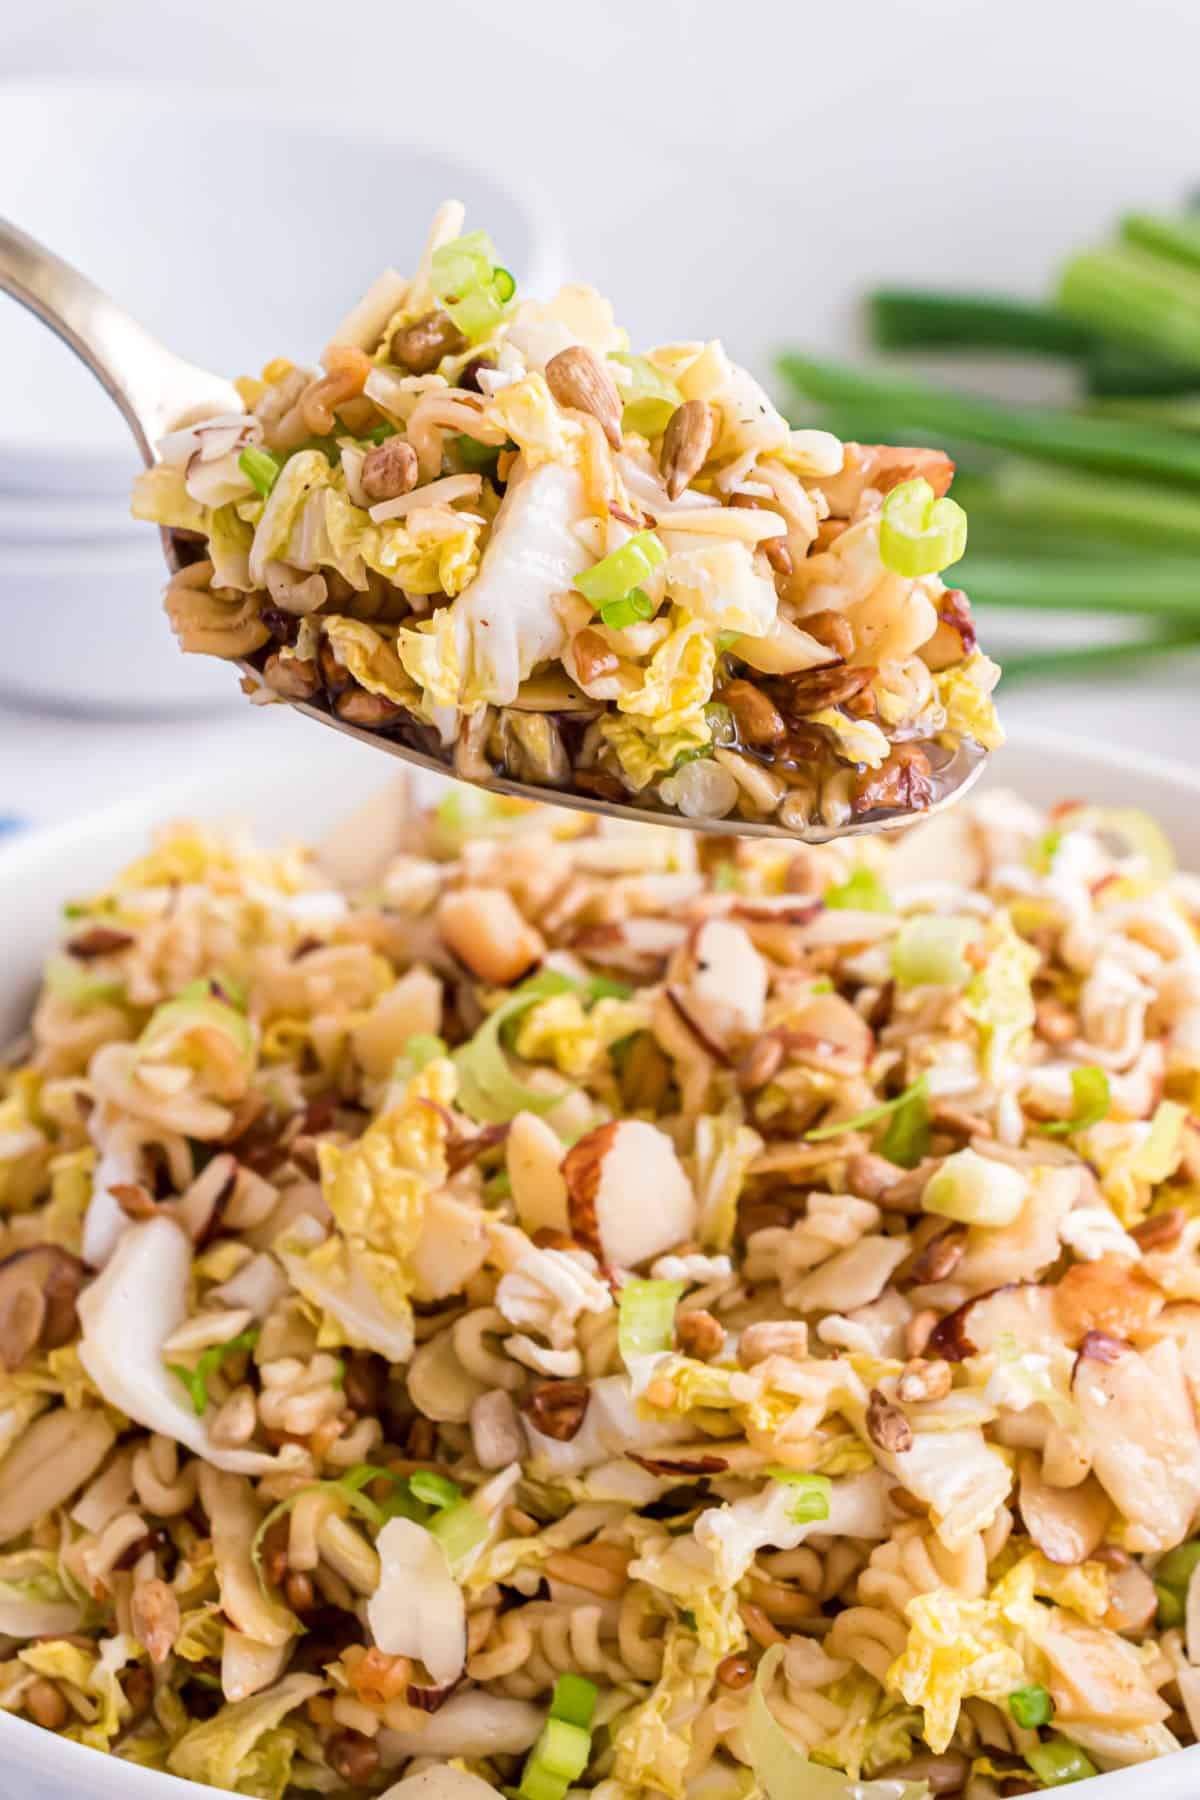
[0,215,243,462]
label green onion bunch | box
[776,203,1200,682]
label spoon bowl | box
[0,214,988,842]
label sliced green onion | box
[879,477,968,578]
[42,953,124,1008]
[804,1074,928,1145]
[1029,828,1063,873]
[879,1079,931,1169]
[167,1328,260,1417]
[409,1469,462,1511]
[1008,1684,1054,1729]
[539,1718,591,1780]
[485,1168,512,1199]
[583,973,635,1001]
[520,1711,593,1800]
[403,1033,448,1073]
[575,531,667,606]
[1038,1065,1111,1137]
[331,1358,345,1390]
[765,1470,831,1524]
[671,745,711,771]
[1156,1582,1185,1628]
[712,860,737,893]
[1154,1538,1200,1626]
[892,916,979,989]
[923,1145,1026,1228]
[598,586,655,630]
[428,1498,489,1570]
[367,421,398,444]
[456,434,503,474]
[609,352,682,438]
[704,700,736,744]
[1024,1736,1098,1787]
[619,1278,685,1362]
[823,867,892,913]
[431,231,516,341]
[238,446,282,497]
[251,1465,421,1594]
[549,1673,598,1731]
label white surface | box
[0,82,562,470]
[3,726,1200,1800]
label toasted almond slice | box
[562,1119,696,1267]
[1018,1453,1111,1565]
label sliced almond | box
[506,1111,570,1238]
[437,887,545,987]
[1053,1253,1163,1344]
[661,399,716,500]
[1018,1453,1111,1564]
[562,1119,697,1268]
[545,346,623,449]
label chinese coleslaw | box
[2,782,1200,1795]
[131,202,1001,831]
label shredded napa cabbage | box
[600,714,712,789]
[616,615,716,734]
[963,911,1039,1083]
[280,1059,455,1361]
[166,1671,323,1796]
[936,653,1004,752]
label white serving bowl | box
[0,79,564,711]
[0,80,564,487]
[1,726,1198,1799]
[0,535,238,714]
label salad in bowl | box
[132,203,1001,833]
[1,778,1199,1796]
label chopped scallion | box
[1008,1684,1054,1729]
[823,867,892,913]
[409,1469,462,1511]
[609,353,682,437]
[765,1470,832,1524]
[1038,1065,1111,1136]
[575,531,666,606]
[804,1074,929,1145]
[238,446,282,497]
[167,1327,260,1417]
[1024,1736,1098,1786]
[618,1278,685,1362]
[599,586,655,630]
[879,477,968,578]
[549,1672,598,1731]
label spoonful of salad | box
[0,201,1000,841]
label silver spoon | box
[0,216,987,843]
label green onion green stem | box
[777,351,1200,488]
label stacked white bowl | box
[0,80,564,714]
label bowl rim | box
[2,722,1200,1799]
[0,75,567,468]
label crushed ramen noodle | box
[1,782,1197,1798]
[132,201,1000,834]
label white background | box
[3,0,1200,819]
